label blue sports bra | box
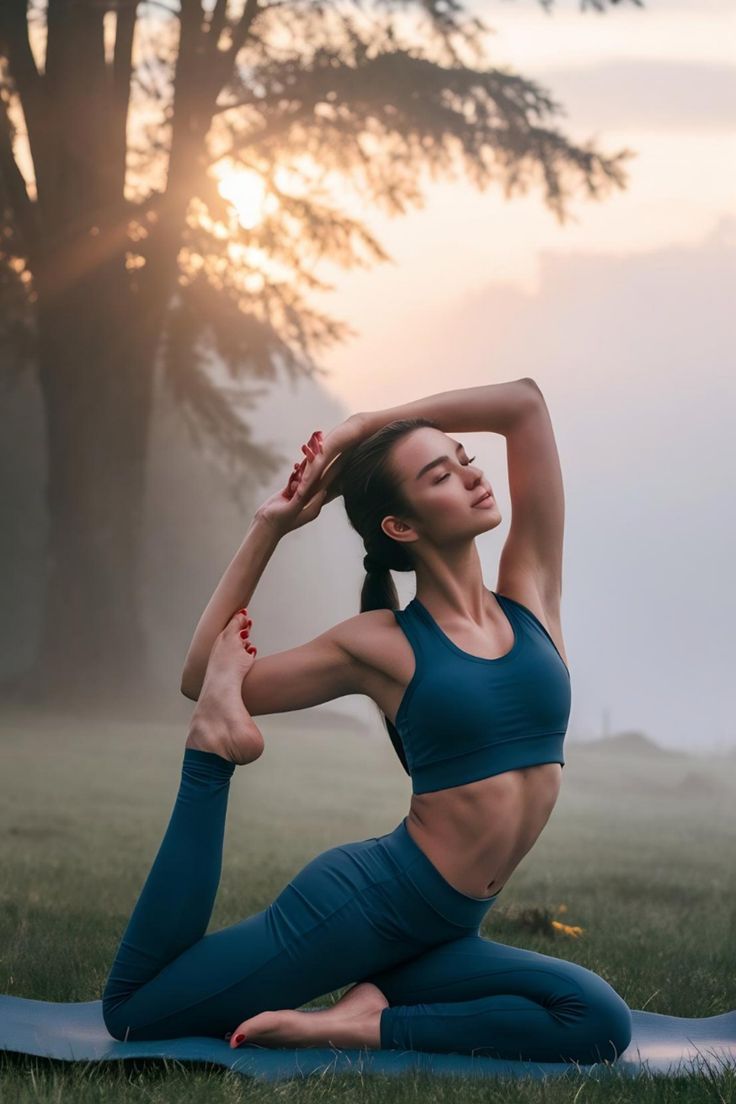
[390,591,571,795]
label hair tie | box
[363,553,383,573]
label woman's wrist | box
[253,505,287,540]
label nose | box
[466,465,491,500]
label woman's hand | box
[255,414,374,538]
[293,411,373,503]
[254,429,324,537]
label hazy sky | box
[306,0,736,753]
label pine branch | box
[215,46,633,223]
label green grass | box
[1,706,735,1101]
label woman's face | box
[387,428,501,548]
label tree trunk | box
[2,242,166,715]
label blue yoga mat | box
[1,996,734,1081]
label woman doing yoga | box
[101,378,633,1063]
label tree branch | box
[0,0,49,199]
[207,0,229,47]
[210,47,632,223]
[0,79,38,257]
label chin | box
[475,507,502,531]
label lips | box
[472,490,493,506]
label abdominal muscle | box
[404,763,564,900]
[356,607,566,902]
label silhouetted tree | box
[0,0,637,707]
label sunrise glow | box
[215,163,274,229]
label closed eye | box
[434,456,476,484]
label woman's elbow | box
[180,673,201,701]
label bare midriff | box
[404,762,564,900]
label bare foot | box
[228,981,388,1050]
[185,610,264,766]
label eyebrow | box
[415,440,465,481]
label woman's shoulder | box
[332,606,400,651]
[330,607,406,681]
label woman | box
[101,378,633,1064]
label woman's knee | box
[102,998,165,1043]
[575,971,633,1063]
[583,997,632,1064]
[102,997,130,1042]
[102,989,148,1042]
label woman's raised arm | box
[180,415,375,699]
[180,515,283,700]
[181,428,330,699]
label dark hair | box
[338,417,440,775]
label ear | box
[381,516,414,543]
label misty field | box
[1,705,735,1102]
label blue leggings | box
[102,747,633,1063]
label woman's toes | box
[229,1010,275,1048]
[232,611,254,644]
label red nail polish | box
[234,1033,245,1044]
[240,629,248,638]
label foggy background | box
[1,0,734,758]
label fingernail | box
[240,629,248,638]
[234,1033,245,1044]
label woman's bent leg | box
[102,794,460,1044]
[367,934,633,1065]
